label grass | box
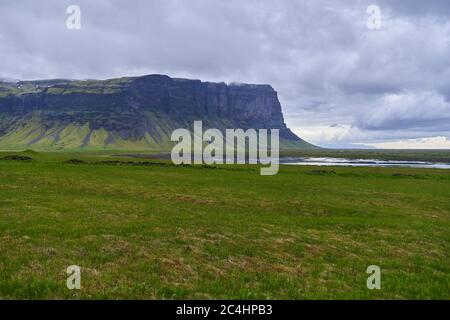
[0,151,449,299]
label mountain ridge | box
[0,74,316,151]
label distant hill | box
[0,74,317,150]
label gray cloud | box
[378,0,450,17]
[1,0,449,147]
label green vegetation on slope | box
[0,117,173,151]
[0,151,449,299]
[0,117,313,151]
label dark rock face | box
[0,74,313,149]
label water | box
[281,157,450,169]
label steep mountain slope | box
[0,74,316,150]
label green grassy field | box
[0,151,449,299]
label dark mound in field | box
[2,155,33,161]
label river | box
[281,157,450,169]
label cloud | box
[357,91,450,131]
[365,136,450,149]
[1,0,449,148]
[378,0,450,17]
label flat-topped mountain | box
[0,74,315,150]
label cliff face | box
[0,74,314,150]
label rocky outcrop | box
[0,74,315,150]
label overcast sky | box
[1,0,450,148]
